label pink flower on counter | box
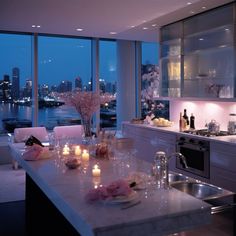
[85,179,132,203]
[106,179,132,197]
[85,186,108,202]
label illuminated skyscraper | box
[75,76,83,91]
[12,67,20,99]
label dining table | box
[9,142,212,236]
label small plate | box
[103,191,138,204]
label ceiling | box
[0,0,233,42]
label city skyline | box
[0,66,117,102]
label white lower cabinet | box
[210,142,236,192]
[122,123,176,168]
[122,123,236,192]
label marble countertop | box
[9,143,211,236]
[123,122,236,145]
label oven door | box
[176,143,210,179]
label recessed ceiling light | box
[187,2,192,5]
[199,38,204,41]
[142,20,147,23]
[76,28,83,31]
[32,25,41,28]
[190,11,195,14]
[130,25,135,28]
[109,32,117,35]
[143,27,148,30]
[152,24,157,27]
[202,6,206,9]
[225,28,230,31]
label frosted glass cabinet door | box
[160,22,182,97]
[182,3,234,98]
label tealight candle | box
[92,164,101,177]
[62,144,70,155]
[81,149,89,161]
[74,145,81,156]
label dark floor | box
[0,201,25,236]
[0,200,234,236]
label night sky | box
[0,33,158,88]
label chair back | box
[53,125,84,141]
[14,127,49,143]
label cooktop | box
[183,129,232,137]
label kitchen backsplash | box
[170,100,236,131]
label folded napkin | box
[25,135,44,147]
[85,179,132,203]
[22,144,50,161]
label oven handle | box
[177,143,209,152]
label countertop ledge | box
[123,122,236,146]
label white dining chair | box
[53,125,84,142]
[14,127,49,143]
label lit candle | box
[93,177,101,189]
[62,144,70,155]
[81,149,89,161]
[92,164,101,177]
[74,145,81,156]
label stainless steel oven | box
[176,136,210,179]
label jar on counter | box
[228,113,236,134]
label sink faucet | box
[153,151,188,189]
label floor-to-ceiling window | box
[38,36,92,130]
[99,40,117,129]
[0,33,118,134]
[141,42,169,119]
[0,33,33,134]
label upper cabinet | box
[160,22,182,98]
[160,3,235,99]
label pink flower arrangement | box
[66,91,101,121]
[60,91,115,137]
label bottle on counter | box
[190,113,195,130]
[179,112,185,132]
[183,109,189,126]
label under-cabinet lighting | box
[202,6,206,9]
[190,11,195,14]
[76,28,83,31]
[109,32,117,35]
[152,24,157,27]
[142,27,148,30]
[187,2,192,5]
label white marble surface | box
[9,143,211,236]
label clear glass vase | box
[81,116,92,140]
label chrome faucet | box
[153,151,188,189]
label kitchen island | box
[9,142,211,236]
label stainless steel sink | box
[168,173,189,183]
[171,182,223,200]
